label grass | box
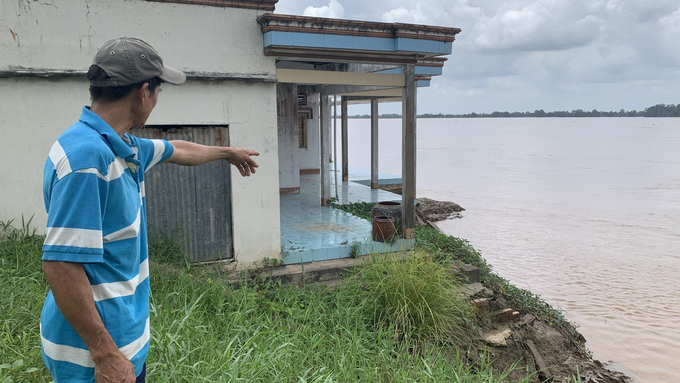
[344,252,475,346]
[1,219,534,382]
[148,268,501,382]
[0,219,50,383]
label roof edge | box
[0,67,277,83]
[258,13,462,42]
[146,0,278,12]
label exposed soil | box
[471,314,632,382]
[457,273,632,383]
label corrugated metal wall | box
[133,126,233,262]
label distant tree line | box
[643,103,680,117]
[349,103,680,118]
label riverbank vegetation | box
[331,201,585,353]
[2,219,536,382]
[2,209,606,382]
[350,102,680,118]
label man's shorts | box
[136,364,146,383]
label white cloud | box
[303,0,345,18]
[620,0,679,23]
[382,5,427,24]
[275,0,680,113]
[469,0,606,52]
[658,8,680,65]
[659,8,680,39]
[380,1,481,27]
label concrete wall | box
[276,83,300,193]
[0,0,280,266]
[298,88,321,172]
[0,1,272,76]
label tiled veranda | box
[279,166,415,265]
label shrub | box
[344,251,475,346]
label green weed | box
[148,232,190,269]
[344,251,476,346]
[328,200,373,220]
[348,240,362,258]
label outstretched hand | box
[227,148,260,177]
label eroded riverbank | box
[416,198,632,383]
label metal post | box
[320,87,331,206]
[341,97,349,182]
[370,97,379,189]
[402,65,417,239]
[333,95,338,199]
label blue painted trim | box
[417,80,431,87]
[264,31,451,55]
[396,37,452,55]
[375,66,442,76]
[416,66,443,75]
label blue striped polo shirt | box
[41,106,174,382]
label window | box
[298,115,307,148]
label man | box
[40,37,259,382]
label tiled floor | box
[279,167,414,265]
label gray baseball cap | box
[90,37,186,87]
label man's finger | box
[247,158,259,170]
[231,148,259,177]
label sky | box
[274,0,680,115]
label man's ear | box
[137,82,150,104]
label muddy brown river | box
[343,117,680,382]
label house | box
[0,0,460,267]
